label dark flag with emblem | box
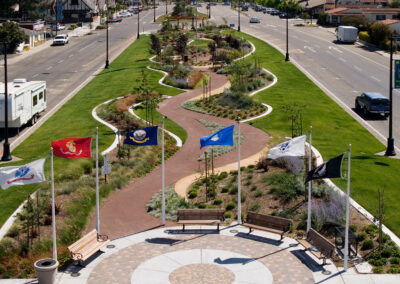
[124,126,158,146]
[305,154,344,183]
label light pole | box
[165,0,168,15]
[137,9,140,39]
[237,0,241,31]
[105,3,110,69]
[285,13,289,62]
[385,36,396,156]
[195,0,198,62]
[1,42,12,161]
[153,0,156,22]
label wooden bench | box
[177,209,225,231]
[68,229,110,264]
[297,228,336,265]
[242,212,291,240]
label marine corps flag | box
[305,154,344,183]
[52,137,92,159]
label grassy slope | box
[237,32,400,236]
[0,36,185,227]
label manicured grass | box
[0,36,182,228]
[235,32,400,237]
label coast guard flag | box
[200,125,234,149]
[267,135,306,160]
[0,159,46,190]
[305,154,344,183]
[124,126,158,146]
[52,137,92,159]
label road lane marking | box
[32,74,39,78]
[46,66,53,70]
[69,54,74,58]
[58,60,64,64]
[304,45,316,53]
[78,41,96,52]
[371,76,381,82]
[354,65,361,71]
[303,39,309,43]
[339,58,346,63]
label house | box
[300,0,326,18]
[60,0,114,23]
[325,7,400,25]
[380,18,400,33]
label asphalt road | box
[0,6,166,154]
[204,5,400,152]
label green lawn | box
[0,36,183,227]
[235,32,400,236]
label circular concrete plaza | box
[84,226,315,284]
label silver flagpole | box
[161,119,166,225]
[96,128,100,236]
[344,144,351,271]
[237,119,241,224]
[51,148,57,261]
[307,127,312,232]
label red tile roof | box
[380,19,400,25]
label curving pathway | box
[88,68,269,239]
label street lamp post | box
[154,0,156,22]
[1,42,12,161]
[385,36,396,156]
[285,13,289,61]
[166,0,168,15]
[105,5,110,69]
[237,0,241,31]
[137,9,140,39]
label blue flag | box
[200,125,234,149]
[124,126,158,146]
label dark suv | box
[355,92,390,118]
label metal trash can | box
[34,258,59,284]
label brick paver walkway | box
[88,69,269,239]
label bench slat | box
[242,223,283,235]
[68,229,109,263]
[297,228,336,264]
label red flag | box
[52,137,92,159]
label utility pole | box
[1,42,12,161]
[105,0,110,69]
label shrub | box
[363,224,378,236]
[213,199,222,205]
[254,190,262,198]
[218,172,228,180]
[250,185,257,191]
[221,186,229,193]
[390,257,400,264]
[357,232,367,242]
[387,267,400,274]
[188,191,197,199]
[225,212,232,218]
[362,239,375,250]
[226,202,235,211]
[229,186,238,195]
[368,22,392,47]
[317,12,327,25]
[381,247,393,258]
[267,173,304,203]
[249,202,261,211]
[198,203,206,209]
[349,224,358,233]
[358,31,370,43]
[372,266,383,273]
[369,258,387,266]
[241,193,246,203]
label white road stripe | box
[58,60,64,64]
[69,54,74,58]
[371,76,381,82]
[32,74,39,78]
[46,66,53,70]
[354,65,361,71]
[339,58,346,63]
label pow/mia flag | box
[305,154,344,183]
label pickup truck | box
[52,34,69,45]
[355,92,390,118]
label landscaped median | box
[231,31,400,237]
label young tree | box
[150,34,161,56]
[175,33,188,60]
[368,22,393,47]
[278,0,301,16]
[0,22,26,53]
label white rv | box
[0,79,47,128]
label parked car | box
[51,23,65,31]
[223,1,231,5]
[355,92,390,117]
[279,12,287,18]
[52,34,69,45]
[242,5,248,11]
[107,17,123,23]
[249,17,260,23]
[270,9,280,15]
[118,11,132,17]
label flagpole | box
[161,118,166,225]
[50,148,57,261]
[307,127,312,232]
[96,127,100,236]
[237,119,241,224]
[344,144,351,271]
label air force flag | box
[124,126,158,146]
[267,135,306,160]
[0,159,46,190]
[200,125,234,149]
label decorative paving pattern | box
[169,264,235,284]
[87,234,314,284]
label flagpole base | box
[1,142,12,161]
[385,138,396,156]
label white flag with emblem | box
[0,158,46,190]
[267,135,306,160]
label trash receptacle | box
[34,258,59,284]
